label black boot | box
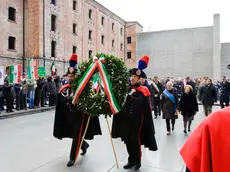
[134,160,141,171]
[81,142,89,156]
[67,160,75,167]
[123,162,135,169]
[123,158,135,169]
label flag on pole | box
[51,62,56,76]
[9,64,22,84]
[0,66,4,85]
[28,59,39,80]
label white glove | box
[128,89,136,95]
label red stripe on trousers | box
[75,113,85,159]
[138,113,144,160]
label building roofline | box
[91,0,126,23]
[221,42,230,44]
[139,25,213,34]
[126,21,143,28]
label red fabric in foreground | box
[180,107,230,172]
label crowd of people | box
[0,69,70,113]
[144,75,230,135]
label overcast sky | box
[96,0,230,42]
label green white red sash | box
[152,81,160,93]
[72,56,120,114]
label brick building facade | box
[0,0,141,75]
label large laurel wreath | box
[71,54,129,117]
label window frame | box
[73,46,77,54]
[127,52,132,59]
[89,30,92,40]
[51,14,57,32]
[51,0,56,6]
[8,36,16,50]
[127,37,132,44]
[101,35,104,44]
[8,7,16,22]
[89,9,92,19]
[73,23,77,34]
[101,16,104,26]
[73,0,77,10]
[51,41,56,58]
[88,50,92,58]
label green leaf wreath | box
[71,54,129,117]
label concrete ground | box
[0,106,220,172]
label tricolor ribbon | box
[72,56,120,114]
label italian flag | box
[51,62,56,76]
[28,59,39,80]
[9,64,22,84]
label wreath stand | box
[75,116,119,169]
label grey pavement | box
[0,106,55,119]
[0,106,220,172]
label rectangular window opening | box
[112,40,115,48]
[73,23,76,34]
[51,41,56,58]
[112,23,115,31]
[73,46,77,54]
[73,0,77,10]
[89,30,92,40]
[89,50,92,58]
[101,17,104,25]
[89,9,92,19]
[101,35,104,44]
[8,7,16,21]
[127,37,131,44]
[127,52,132,59]
[51,15,57,32]
[8,36,16,50]
[51,0,56,6]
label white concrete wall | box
[221,43,230,77]
[136,26,213,78]
[213,14,221,80]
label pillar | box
[213,13,221,79]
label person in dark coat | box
[54,75,62,105]
[185,77,196,93]
[34,77,45,107]
[219,76,230,109]
[162,81,179,135]
[47,76,56,106]
[14,82,21,110]
[140,75,154,110]
[151,76,163,118]
[3,68,14,113]
[179,85,198,134]
[53,54,102,167]
[198,79,217,116]
[112,56,158,171]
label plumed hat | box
[69,54,78,69]
[138,56,149,71]
[67,54,78,75]
[130,56,149,78]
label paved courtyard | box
[0,106,220,172]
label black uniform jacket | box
[111,84,158,151]
[53,84,102,140]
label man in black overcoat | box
[111,68,158,171]
[53,54,102,167]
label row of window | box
[51,0,77,10]
[7,37,132,59]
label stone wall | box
[136,26,214,78]
[0,0,23,58]
[221,43,230,77]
